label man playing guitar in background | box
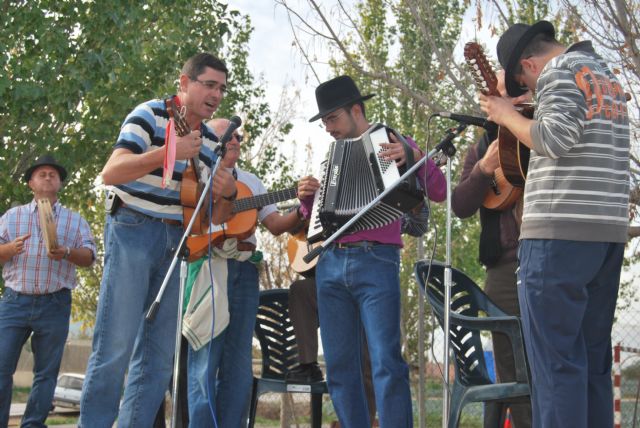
[452,70,532,428]
[185,117,310,426]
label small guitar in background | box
[287,229,321,277]
[464,42,530,211]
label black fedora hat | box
[497,20,555,97]
[24,154,68,182]
[309,75,375,122]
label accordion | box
[307,123,423,243]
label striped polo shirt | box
[0,200,96,294]
[522,41,630,243]
[109,98,220,220]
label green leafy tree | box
[0,1,295,329]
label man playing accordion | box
[297,75,446,427]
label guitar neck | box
[232,187,298,214]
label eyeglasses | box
[320,110,345,128]
[233,133,243,143]
[190,77,227,94]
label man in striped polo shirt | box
[0,154,96,427]
[80,53,237,427]
[480,21,630,428]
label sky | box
[229,0,333,176]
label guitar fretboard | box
[232,187,297,214]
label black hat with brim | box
[497,20,556,97]
[24,154,68,182]
[309,75,375,122]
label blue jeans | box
[316,244,413,427]
[187,259,259,427]
[0,288,71,428]
[80,208,182,428]
[517,239,624,428]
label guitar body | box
[186,182,298,261]
[482,167,524,210]
[464,42,528,211]
[187,181,257,260]
[181,161,209,235]
[497,105,534,187]
[287,230,321,276]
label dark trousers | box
[288,277,377,422]
[485,261,532,428]
[518,239,623,428]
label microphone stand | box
[146,142,228,428]
[439,123,465,428]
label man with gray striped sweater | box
[480,21,630,428]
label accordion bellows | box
[308,123,423,243]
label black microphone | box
[437,112,492,129]
[218,115,242,145]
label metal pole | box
[417,237,426,428]
[442,156,453,427]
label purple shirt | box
[0,200,96,294]
[300,135,446,246]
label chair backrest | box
[415,260,507,388]
[254,288,300,379]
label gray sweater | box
[522,41,630,243]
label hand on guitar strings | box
[478,140,501,177]
[175,130,203,160]
[212,167,237,203]
[478,93,519,127]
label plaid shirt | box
[0,200,96,294]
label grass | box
[45,416,79,425]
[11,387,30,402]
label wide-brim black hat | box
[24,154,68,182]
[497,20,555,97]
[309,75,375,122]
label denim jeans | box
[518,239,624,428]
[80,208,182,428]
[316,244,413,427]
[0,288,71,428]
[187,259,259,427]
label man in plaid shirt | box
[0,154,95,427]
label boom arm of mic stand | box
[302,123,467,264]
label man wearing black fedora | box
[479,21,630,428]
[0,154,95,427]
[296,75,446,427]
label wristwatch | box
[63,246,71,259]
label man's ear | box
[178,74,190,93]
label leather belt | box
[334,240,383,249]
[119,205,182,227]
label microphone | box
[437,112,492,129]
[218,115,242,145]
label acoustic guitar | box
[186,182,298,261]
[286,229,321,276]
[165,96,210,234]
[463,42,531,211]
